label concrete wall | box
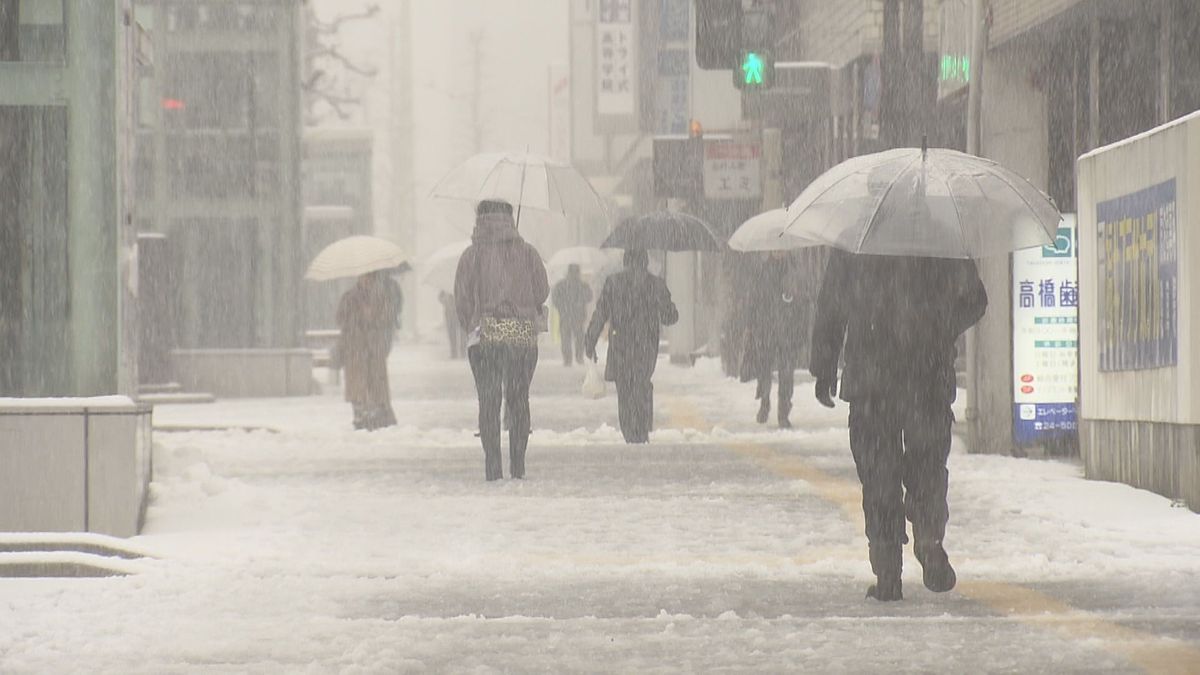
[172,349,314,398]
[0,398,152,537]
[970,44,1050,454]
[1076,109,1200,510]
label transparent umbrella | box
[419,239,472,294]
[782,146,1061,259]
[728,208,822,252]
[546,246,618,279]
[430,152,609,231]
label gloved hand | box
[815,377,838,408]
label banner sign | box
[654,0,690,135]
[1096,179,1178,371]
[596,0,637,119]
[1012,215,1079,444]
[702,141,761,200]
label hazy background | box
[311,0,569,333]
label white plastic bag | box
[581,360,607,399]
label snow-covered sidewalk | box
[1,345,1198,673]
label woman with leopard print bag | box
[453,200,550,481]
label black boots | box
[756,397,770,424]
[866,543,903,601]
[915,540,957,593]
[778,400,792,429]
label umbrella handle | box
[515,149,529,230]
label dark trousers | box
[755,364,795,407]
[469,342,538,480]
[615,376,653,443]
[848,395,954,549]
[446,323,463,359]
[560,319,585,364]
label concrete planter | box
[0,397,153,537]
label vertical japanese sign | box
[1096,179,1178,371]
[655,0,690,135]
[1012,215,1079,444]
[595,0,637,124]
[703,141,761,200]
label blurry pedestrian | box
[454,199,549,481]
[739,252,806,428]
[438,291,464,359]
[584,249,678,444]
[551,263,593,366]
[336,270,401,430]
[810,251,987,601]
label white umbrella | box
[419,239,472,293]
[728,208,822,252]
[305,235,409,281]
[546,246,618,279]
[782,147,1060,259]
[430,152,609,230]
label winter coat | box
[809,250,987,403]
[454,214,550,333]
[584,267,678,383]
[739,257,810,381]
[336,273,400,406]
[552,275,593,325]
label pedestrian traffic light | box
[735,50,774,89]
[696,0,741,70]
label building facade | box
[134,0,304,352]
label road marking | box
[664,396,1200,674]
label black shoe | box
[867,543,903,601]
[756,399,770,424]
[866,578,903,601]
[915,542,957,593]
[778,403,792,428]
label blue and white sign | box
[1012,215,1078,444]
[1096,179,1179,371]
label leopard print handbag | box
[480,317,536,347]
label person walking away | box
[739,252,806,428]
[552,263,593,366]
[336,270,401,430]
[584,249,678,444]
[454,199,549,481]
[438,291,464,359]
[810,251,987,601]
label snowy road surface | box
[2,345,1199,673]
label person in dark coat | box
[454,199,550,481]
[584,249,678,444]
[810,251,987,602]
[739,253,807,428]
[438,291,464,359]
[336,270,401,430]
[552,263,593,366]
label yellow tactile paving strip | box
[664,397,1200,675]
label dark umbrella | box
[600,212,724,252]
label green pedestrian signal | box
[743,52,765,85]
[734,50,773,90]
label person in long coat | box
[336,270,401,430]
[551,263,593,366]
[739,252,807,428]
[584,249,678,444]
[454,199,549,481]
[810,251,987,601]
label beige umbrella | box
[305,235,409,281]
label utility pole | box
[965,0,991,453]
[391,0,418,337]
